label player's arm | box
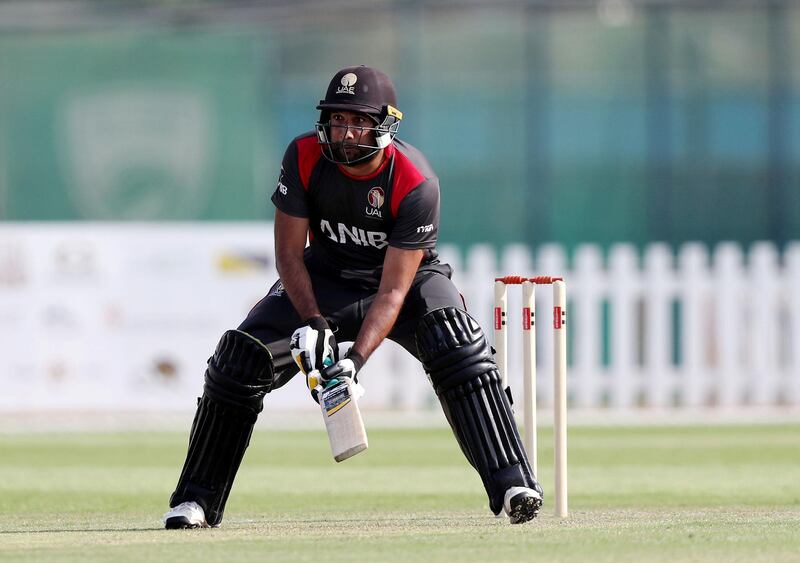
[272,142,337,389]
[345,177,438,368]
[349,246,424,365]
[274,208,321,321]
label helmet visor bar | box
[315,119,399,165]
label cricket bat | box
[318,376,368,462]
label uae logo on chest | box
[366,187,384,219]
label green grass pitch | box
[1,423,799,562]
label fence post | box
[609,244,640,408]
[678,243,710,407]
[748,242,781,405]
[643,243,675,407]
[786,242,800,405]
[572,244,605,408]
[713,243,746,407]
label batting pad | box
[415,307,541,515]
[169,330,273,527]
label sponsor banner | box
[0,223,277,410]
[0,223,431,413]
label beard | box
[331,142,375,164]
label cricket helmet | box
[315,65,403,165]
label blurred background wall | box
[2,0,798,251]
[2,0,799,416]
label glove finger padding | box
[308,315,338,369]
[320,350,365,387]
[316,328,338,369]
[336,342,353,359]
[293,349,314,375]
[306,369,323,403]
[320,358,358,386]
[290,322,338,375]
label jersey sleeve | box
[388,178,440,249]
[270,141,309,218]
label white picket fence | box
[433,241,800,410]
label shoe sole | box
[509,495,543,524]
[165,516,204,529]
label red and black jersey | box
[271,131,440,276]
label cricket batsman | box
[164,65,543,528]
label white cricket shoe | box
[164,501,209,529]
[504,486,543,524]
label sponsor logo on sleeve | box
[277,166,288,195]
[270,281,285,297]
[416,224,434,234]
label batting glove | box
[319,349,365,388]
[290,316,338,376]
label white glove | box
[325,343,365,400]
[320,349,365,386]
[319,356,366,402]
[290,315,337,376]
[291,316,338,403]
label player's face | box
[328,111,377,162]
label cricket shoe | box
[504,486,543,524]
[164,501,210,529]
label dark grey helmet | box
[315,66,403,165]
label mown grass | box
[1,424,799,562]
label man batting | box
[163,65,543,528]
